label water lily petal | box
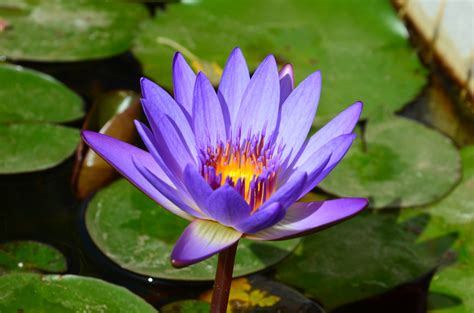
[265,171,308,209]
[279,63,294,105]
[278,71,321,163]
[246,198,368,240]
[134,120,179,186]
[133,158,205,218]
[236,172,307,233]
[81,131,193,220]
[234,55,280,139]
[172,52,196,114]
[193,72,227,147]
[140,77,196,154]
[146,111,197,178]
[182,164,213,215]
[300,133,356,196]
[294,101,362,167]
[171,219,242,268]
[218,47,250,126]
[205,185,251,227]
[235,202,284,234]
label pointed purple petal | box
[205,185,251,227]
[218,47,250,126]
[294,102,362,167]
[300,133,356,196]
[133,158,205,218]
[234,55,280,138]
[266,171,308,209]
[279,64,294,104]
[140,77,196,155]
[172,52,196,115]
[193,72,227,147]
[134,120,184,189]
[146,112,197,179]
[182,164,213,215]
[278,71,321,163]
[246,198,368,240]
[81,131,193,220]
[235,172,307,233]
[171,220,242,268]
[235,202,284,234]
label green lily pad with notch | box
[0,240,67,275]
[0,65,83,174]
[133,0,426,123]
[319,116,461,209]
[275,211,456,311]
[0,273,157,312]
[0,0,148,62]
[399,146,474,313]
[85,179,300,281]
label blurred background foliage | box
[0,0,473,312]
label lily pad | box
[0,273,157,312]
[0,123,79,174]
[429,264,474,313]
[320,116,461,208]
[400,146,474,313]
[85,179,300,281]
[0,65,82,174]
[0,65,83,123]
[275,212,455,311]
[0,241,67,274]
[0,0,148,61]
[133,0,426,122]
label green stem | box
[210,241,239,313]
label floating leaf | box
[133,0,427,122]
[0,65,83,123]
[320,116,461,208]
[429,264,474,313]
[73,90,141,199]
[400,146,474,313]
[0,65,82,174]
[0,0,148,61]
[85,179,300,281]
[0,123,79,174]
[0,241,67,275]
[0,273,157,312]
[275,212,455,311]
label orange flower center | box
[200,134,280,211]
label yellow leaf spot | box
[200,277,280,313]
[249,289,280,307]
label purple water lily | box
[82,48,367,268]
